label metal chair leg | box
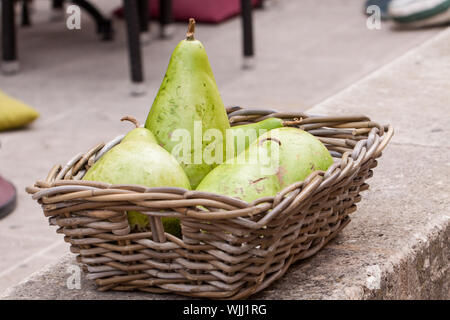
[241,0,255,69]
[241,0,254,57]
[52,0,64,9]
[138,0,149,33]
[2,0,19,74]
[21,0,31,27]
[159,0,173,38]
[138,0,150,43]
[123,0,145,93]
[50,0,64,21]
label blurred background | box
[0,0,448,293]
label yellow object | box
[0,90,39,131]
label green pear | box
[227,118,289,158]
[247,127,334,189]
[197,136,282,202]
[83,117,191,236]
[197,127,333,203]
[145,19,230,189]
[120,116,158,144]
[196,159,281,203]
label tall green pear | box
[145,18,230,188]
[83,117,191,236]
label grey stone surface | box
[1,22,449,300]
[311,29,450,148]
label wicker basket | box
[27,107,393,299]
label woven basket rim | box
[26,108,394,225]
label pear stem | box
[186,18,196,40]
[121,116,140,128]
[259,137,282,146]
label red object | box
[0,176,16,218]
[114,0,261,23]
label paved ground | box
[2,23,449,301]
[0,0,446,293]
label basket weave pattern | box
[27,107,393,299]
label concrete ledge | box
[2,28,449,300]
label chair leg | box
[159,0,173,38]
[138,0,149,33]
[241,0,254,58]
[256,0,265,9]
[21,0,31,27]
[123,0,145,92]
[137,0,150,43]
[2,0,19,74]
[72,0,113,40]
[240,0,255,69]
[50,0,65,21]
[52,0,64,9]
